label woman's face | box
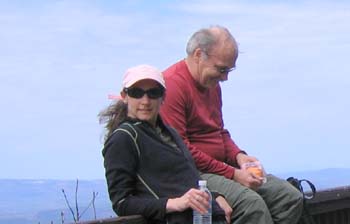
[123,79,164,126]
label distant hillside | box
[0,179,115,224]
[1,168,350,224]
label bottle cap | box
[198,180,207,186]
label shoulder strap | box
[111,122,140,157]
[113,122,160,199]
[113,122,138,139]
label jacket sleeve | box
[160,77,236,179]
[102,131,167,221]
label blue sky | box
[1,0,349,179]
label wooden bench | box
[77,185,350,224]
[76,215,146,224]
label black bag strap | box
[287,177,316,200]
[299,179,316,200]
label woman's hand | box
[166,188,210,214]
[215,196,232,224]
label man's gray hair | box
[185,25,236,57]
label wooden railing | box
[308,185,350,224]
[77,185,350,224]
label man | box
[160,25,303,224]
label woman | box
[99,64,232,224]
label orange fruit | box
[247,167,263,178]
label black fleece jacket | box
[102,118,223,223]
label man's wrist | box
[236,151,247,165]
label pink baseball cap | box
[122,64,166,89]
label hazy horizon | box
[1,168,350,224]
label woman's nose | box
[140,94,151,103]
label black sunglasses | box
[124,87,164,99]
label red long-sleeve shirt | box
[160,60,243,179]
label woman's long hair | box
[98,99,127,141]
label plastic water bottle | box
[193,180,212,224]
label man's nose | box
[220,73,228,81]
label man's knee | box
[285,181,304,213]
[271,182,304,223]
[233,191,273,223]
[289,189,304,221]
[242,191,270,214]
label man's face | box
[196,43,237,89]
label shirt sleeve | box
[102,131,167,221]
[217,88,243,166]
[160,77,236,179]
[221,128,243,166]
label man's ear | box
[193,48,202,63]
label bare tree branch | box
[75,179,80,221]
[93,191,97,219]
[61,189,76,222]
[61,179,99,222]
[79,191,99,219]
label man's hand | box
[236,153,258,167]
[233,169,263,190]
[215,196,232,224]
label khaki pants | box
[201,174,303,224]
